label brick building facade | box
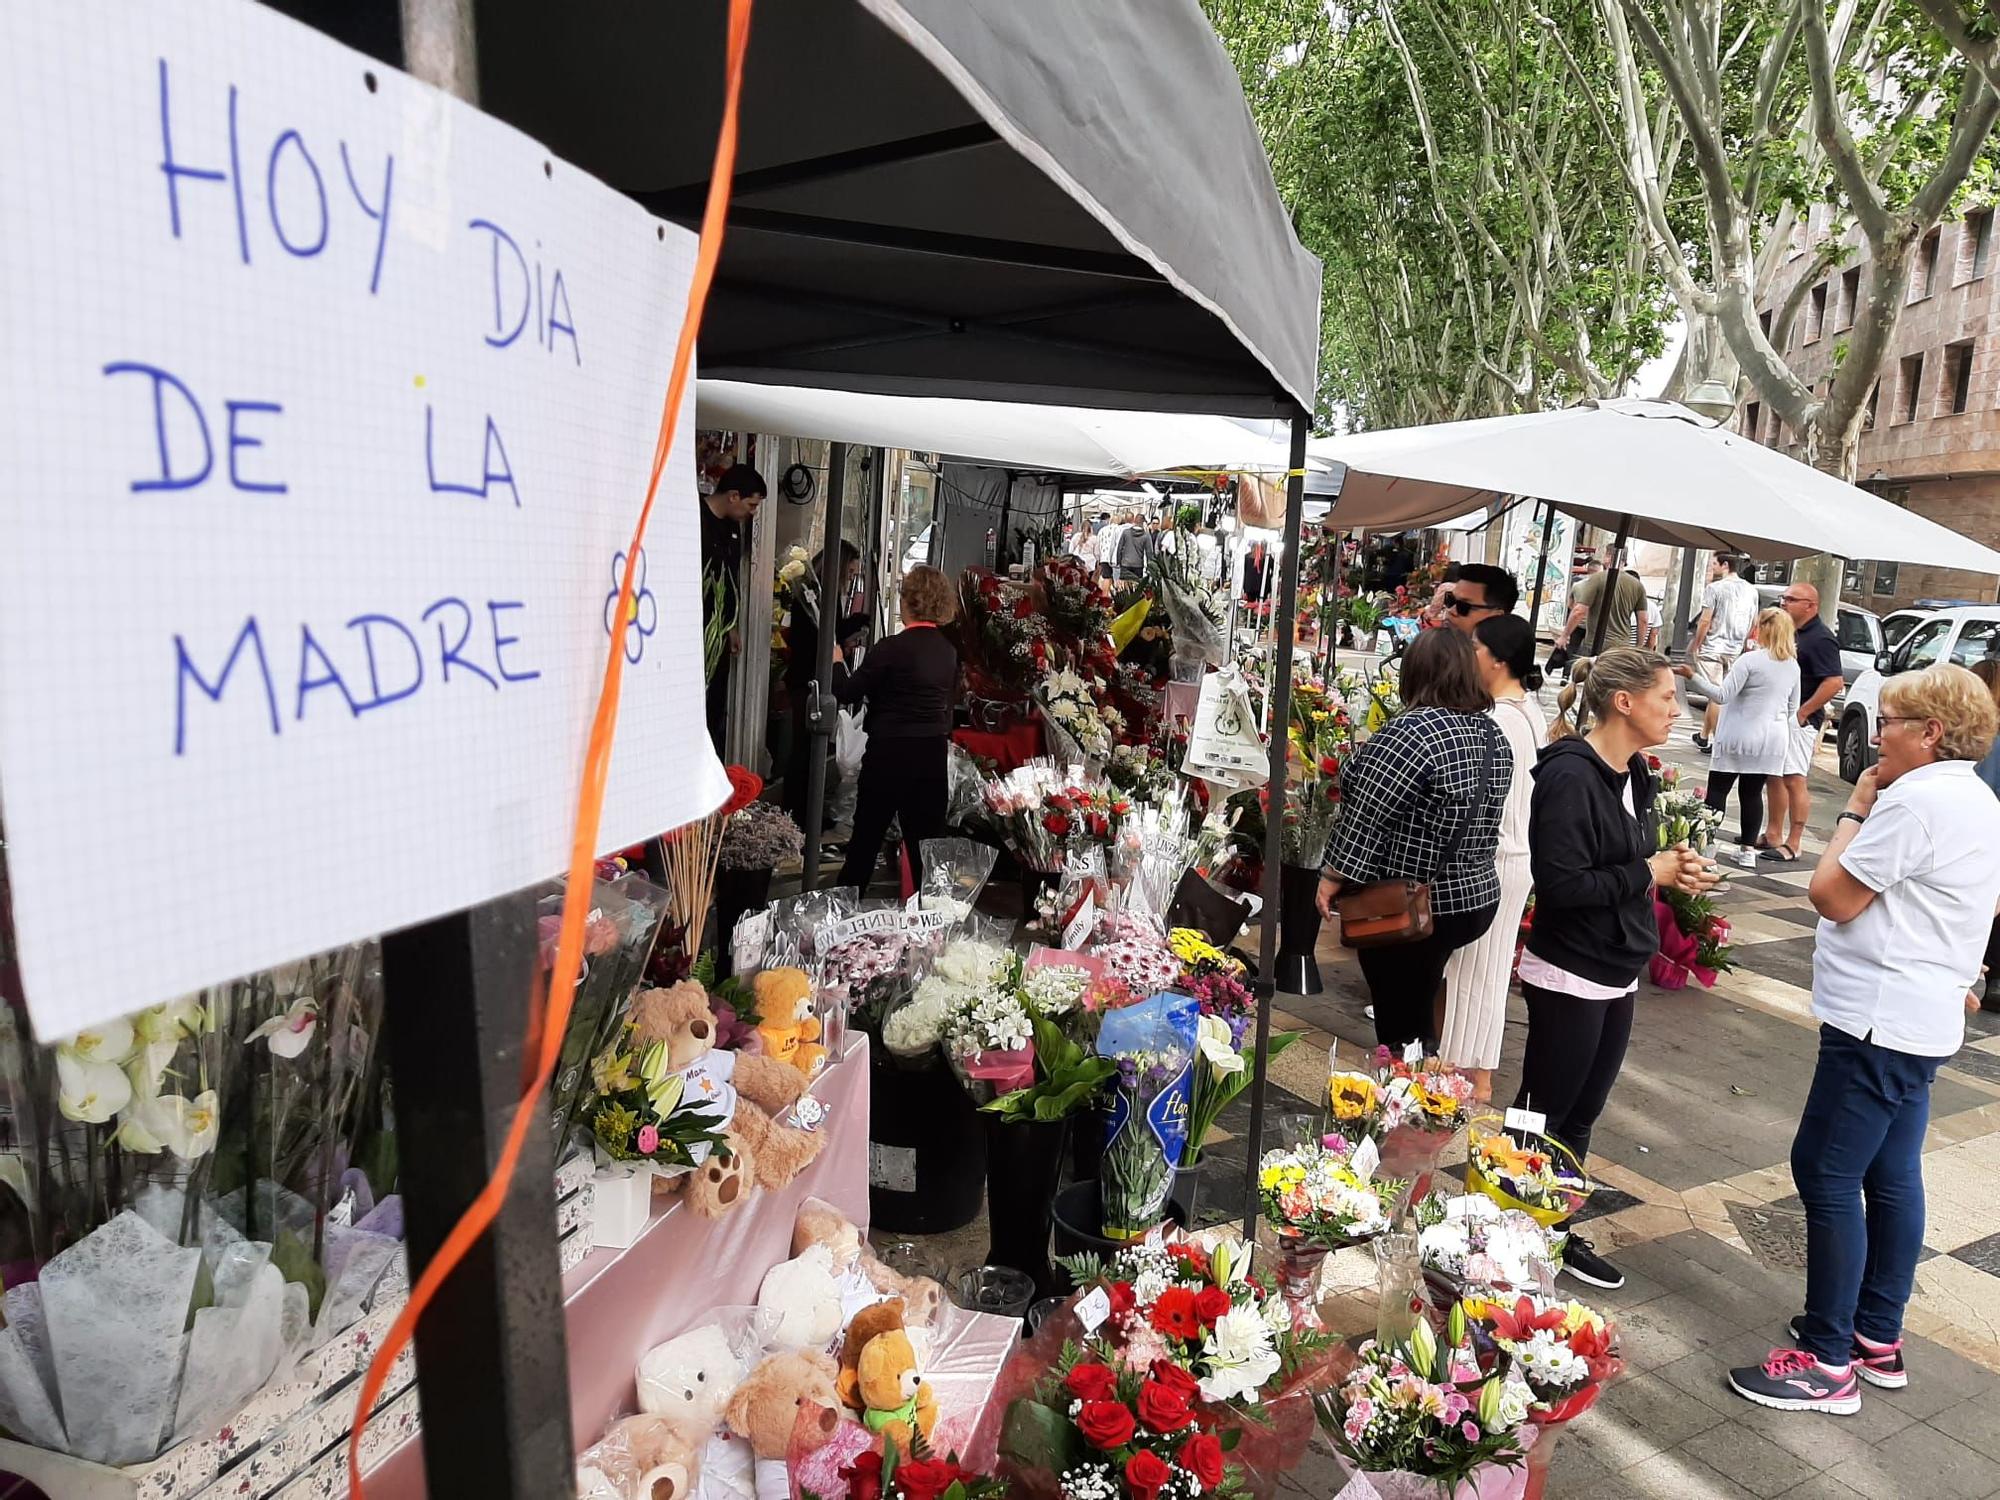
[1745,207,2000,612]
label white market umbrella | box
[1309,398,2000,573]
[697,379,1302,477]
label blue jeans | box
[1791,1024,1942,1362]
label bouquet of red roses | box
[828,1445,1007,1500]
[1007,1352,1233,1500]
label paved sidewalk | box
[1240,706,2000,1499]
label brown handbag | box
[1335,722,1499,949]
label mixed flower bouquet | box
[1088,911,1181,997]
[1037,554,1115,644]
[1315,1308,1533,1496]
[1464,1118,1591,1228]
[882,936,1015,1059]
[1652,788,1733,988]
[1326,1047,1477,1192]
[962,571,1054,692]
[547,873,671,1145]
[1097,995,1200,1242]
[587,1032,731,1170]
[1107,743,1176,803]
[1256,1138,1400,1250]
[1463,1293,1621,1424]
[1282,680,1357,866]
[1654,785,1721,854]
[1041,669,1119,765]
[983,762,1137,874]
[830,1446,1007,1500]
[1414,1192,1558,1302]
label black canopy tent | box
[271,1,1322,1492]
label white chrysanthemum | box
[1516,1331,1590,1391]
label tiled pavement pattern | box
[878,693,2000,1497]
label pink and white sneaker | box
[1786,1319,1908,1389]
[1728,1348,1862,1414]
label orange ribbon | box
[345,0,753,1488]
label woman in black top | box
[1314,629,1511,1053]
[833,565,961,893]
[1515,647,1716,1290]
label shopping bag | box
[1184,667,1267,789]
[835,707,868,779]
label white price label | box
[1062,892,1097,952]
[1503,1107,1547,1137]
[1402,1041,1425,1066]
[1350,1135,1380,1182]
[868,1142,917,1194]
[1075,1286,1112,1333]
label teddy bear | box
[750,968,825,1076]
[637,1323,748,1437]
[628,984,824,1193]
[725,1349,844,1500]
[576,1413,701,1500]
[792,1197,944,1328]
[835,1298,935,1451]
[756,1244,844,1352]
[656,1128,756,1219]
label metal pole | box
[1525,501,1555,636]
[1587,514,1634,656]
[372,2,574,1493]
[802,442,850,888]
[1669,544,1700,657]
[1243,410,1316,1243]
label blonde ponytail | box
[1549,647,1669,742]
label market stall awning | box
[473,0,1320,417]
[695,379,1303,476]
[1309,399,2000,572]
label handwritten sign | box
[0,0,728,1037]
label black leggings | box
[1358,905,1496,1053]
[1704,771,1767,848]
[838,735,948,894]
[1513,982,1635,1163]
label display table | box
[365,1036,872,1495]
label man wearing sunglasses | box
[1762,582,1847,862]
[1442,563,1519,635]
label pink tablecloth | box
[366,1036,873,1496]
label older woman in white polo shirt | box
[1730,665,2000,1415]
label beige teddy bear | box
[576,1414,700,1500]
[791,1197,944,1327]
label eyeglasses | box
[1877,716,1933,730]
[1780,594,1813,605]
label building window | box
[1946,339,1976,414]
[1758,308,1773,342]
[1865,381,1879,429]
[1899,351,1925,422]
[1838,266,1861,330]
[1806,282,1827,342]
[1843,559,1867,594]
[1965,208,1994,283]
[1913,229,1942,300]
[1873,561,1900,597]
[1742,401,1762,441]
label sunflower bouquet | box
[1464,1115,1592,1227]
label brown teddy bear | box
[662,1129,755,1219]
[575,1412,700,1500]
[791,1197,944,1328]
[627,983,825,1192]
[834,1298,935,1452]
[724,1348,844,1461]
[751,968,826,1076]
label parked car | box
[1684,589,1882,715]
[1837,605,2000,782]
[900,523,933,574]
[1880,609,1928,650]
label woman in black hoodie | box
[1516,648,1717,1291]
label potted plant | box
[713,800,802,974]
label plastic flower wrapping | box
[1654,786,1723,855]
[1314,1306,1534,1495]
[1256,1139,1400,1250]
[1461,1293,1622,1424]
[544,872,672,1144]
[0,940,403,1465]
[994,1230,1343,1500]
[1040,669,1116,765]
[981,761,1135,875]
[1412,1192,1558,1300]
[879,931,1015,1060]
[1095,995,1199,1242]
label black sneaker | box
[1560,1233,1625,1290]
[1692,734,1713,754]
[1787,1319,1908,1389]
[1728,1348,1860,1414]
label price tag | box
[733,910,772,973]
[1504,1106,1547,1137]
[1075,1286,1112,1333]
[906,891,921,914]
[1350,1135,1381,1182]
[1402,1041,1425,1066]
[1062,891,1098,952]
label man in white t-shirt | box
[1729,664,2000,1416]
[1690,553,1759,752]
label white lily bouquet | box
[0,941,403,1465]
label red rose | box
[1193,1285,1233,1327]
[1044,813,1071,835]
[1149,1361,1202,1402]
[1137,1378,1195,1434]
[1076,1398,1137,1450]
[1108,1281,1137,1319]
[840,1450,884,1500]
[1149,1287,1202,1342]
[1088,812,1110,837]
[1124,1449,1173,1499]
[1065,1362,1120,1402]
[1178,1432,1225,1490]
[894,1459,961,1500]
[1647,754,1662,770]
[1013,598,1035,619]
